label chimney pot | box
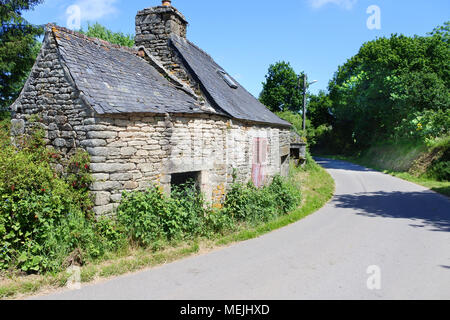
[162,0,171,6]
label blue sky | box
[23,0,449,97]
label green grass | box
[0,161,335,299]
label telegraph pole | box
[302,74,307,131]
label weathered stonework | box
[79,113,290,215]
[11,30,93,156]
[10,3,293,216]
[135,6,191,84]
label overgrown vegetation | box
[0,113,304,277]
[0,153,334,299]
[79,22,134,48]
[117,174,301,252]
[0,116,121,273]
[264,22,449,186]
[320,22,449,153]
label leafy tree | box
[0,0,44,110]
[428,21,449,43]
[275,110,303,134]
[80,22,134,48]
[328,23,450,150]
[308,90,333,128]
[259,61,304,113]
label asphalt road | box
[37,158,450,300]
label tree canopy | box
[0,0,44,109]
[327,22,449,150]
[259,61,304,113]
[80,22,134,48]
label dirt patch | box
[409,147,444,177]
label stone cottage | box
[10,1,292,215]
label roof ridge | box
[46,23,138,55]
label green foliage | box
[327,23,449,151]
[394,109,450,142]
[117,174,302,249]
[0,119,107,273]
[117,186,168,248]
[275,110,303,135]
[275,110,331,148]
[0,0,43,109]
[426,139,450,181]
[259,61,304,113]
[80,22,134,48]
[307,90,333,129]
[170,181,209,239]
[222,175,301,225]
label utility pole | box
[302,74,307,132]
[300,74,318,132]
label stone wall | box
[79,113,291,215]
[11,28,93,156]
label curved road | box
[38,158,450,300]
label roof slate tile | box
[50,25,203,116]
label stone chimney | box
[135,1,188,68]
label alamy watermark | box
[66,5,81,30]
[366,265,381,290]
[367,5,381,30]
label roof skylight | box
[217,70,238,89]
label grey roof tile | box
[50,25,203,115]
[170,34,291,127]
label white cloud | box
[73,0,118,21]
[309,0,358,10]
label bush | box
[394,109,450,142]
[117,181,212,247]
[223,175,301,224]
[0,119,104,273]
[170,181,208,239]
[117,174,302,248]
[116,186,168,247]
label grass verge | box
[0,161,334,299]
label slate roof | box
[47,25,290,127]
[170,34,291,127]
[50,25,203,115]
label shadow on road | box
[314,158,375,172]
[332,190,450,232]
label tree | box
[308,90,333,128]
[0,0,44,110]
[80,22,134,48]
[328,23,450,150]
[259,61,304,113]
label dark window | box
[290,148,300,159]
[171,171,200,188]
